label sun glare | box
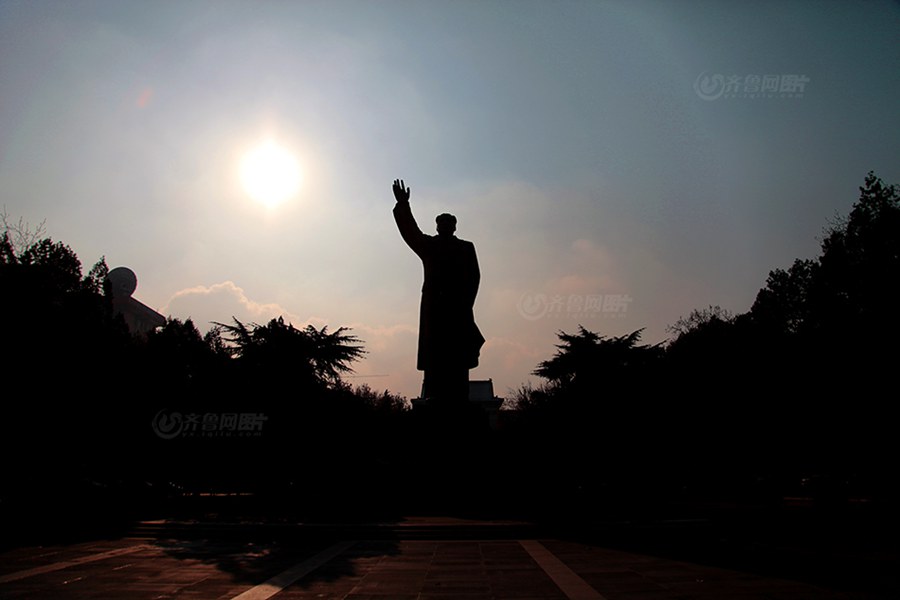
[239,141,302,209]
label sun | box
[239,141,302,208]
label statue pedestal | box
[412,379,504,428]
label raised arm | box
[392,178,426,256]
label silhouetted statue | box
[393,179,484,404]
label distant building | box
[106,266,165,336]
[468,379,505,428]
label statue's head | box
[436,213,457,237]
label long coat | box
[393,200,484,371]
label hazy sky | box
[2,1,898,399]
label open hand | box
[393,179,410,203]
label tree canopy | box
[533,326,663,389]
[215,317,366,390]
[750,171,900,342]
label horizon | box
[2,1,899,399]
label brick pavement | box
[0,520,871,599]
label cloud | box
[162,280,315,331]
[571,237,611,265]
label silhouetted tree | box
[664,304,749,385]
[500,327,671,511]
[816,172,900,342]
[0,227,134,520]
[348,383,410,413]
[1,208,46,256]
[216,316,365,391]
[505,382,560,412]
[750,258,818,336]
[0,231,126,383]
[142,317,231,392]
[666,172,900,500]
[534,326,663,391]
[666,304,735,339]
[751,172,900,345]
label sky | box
[2,0,899,400]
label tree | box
[505,381,561,412]
[143,317,231,389]
[749,259,817,335]
[1,208,46,257]
[0,230,124,368]
[0,225,133,499]
[747,171,900,365]
[817,172,900,335]
[348,383,409,413]
[216,316,365,390]
[666,304,735,339]
[534,326,663,389]
[664,305,748,384]
[740,173,900,486]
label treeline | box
[502,171,900,513]
[0,219,409,524]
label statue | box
[393,178,484,404]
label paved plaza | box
[0,517,878,599]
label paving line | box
[0,544,152,584]
[519,540,607,600]
[230,540,356,600]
